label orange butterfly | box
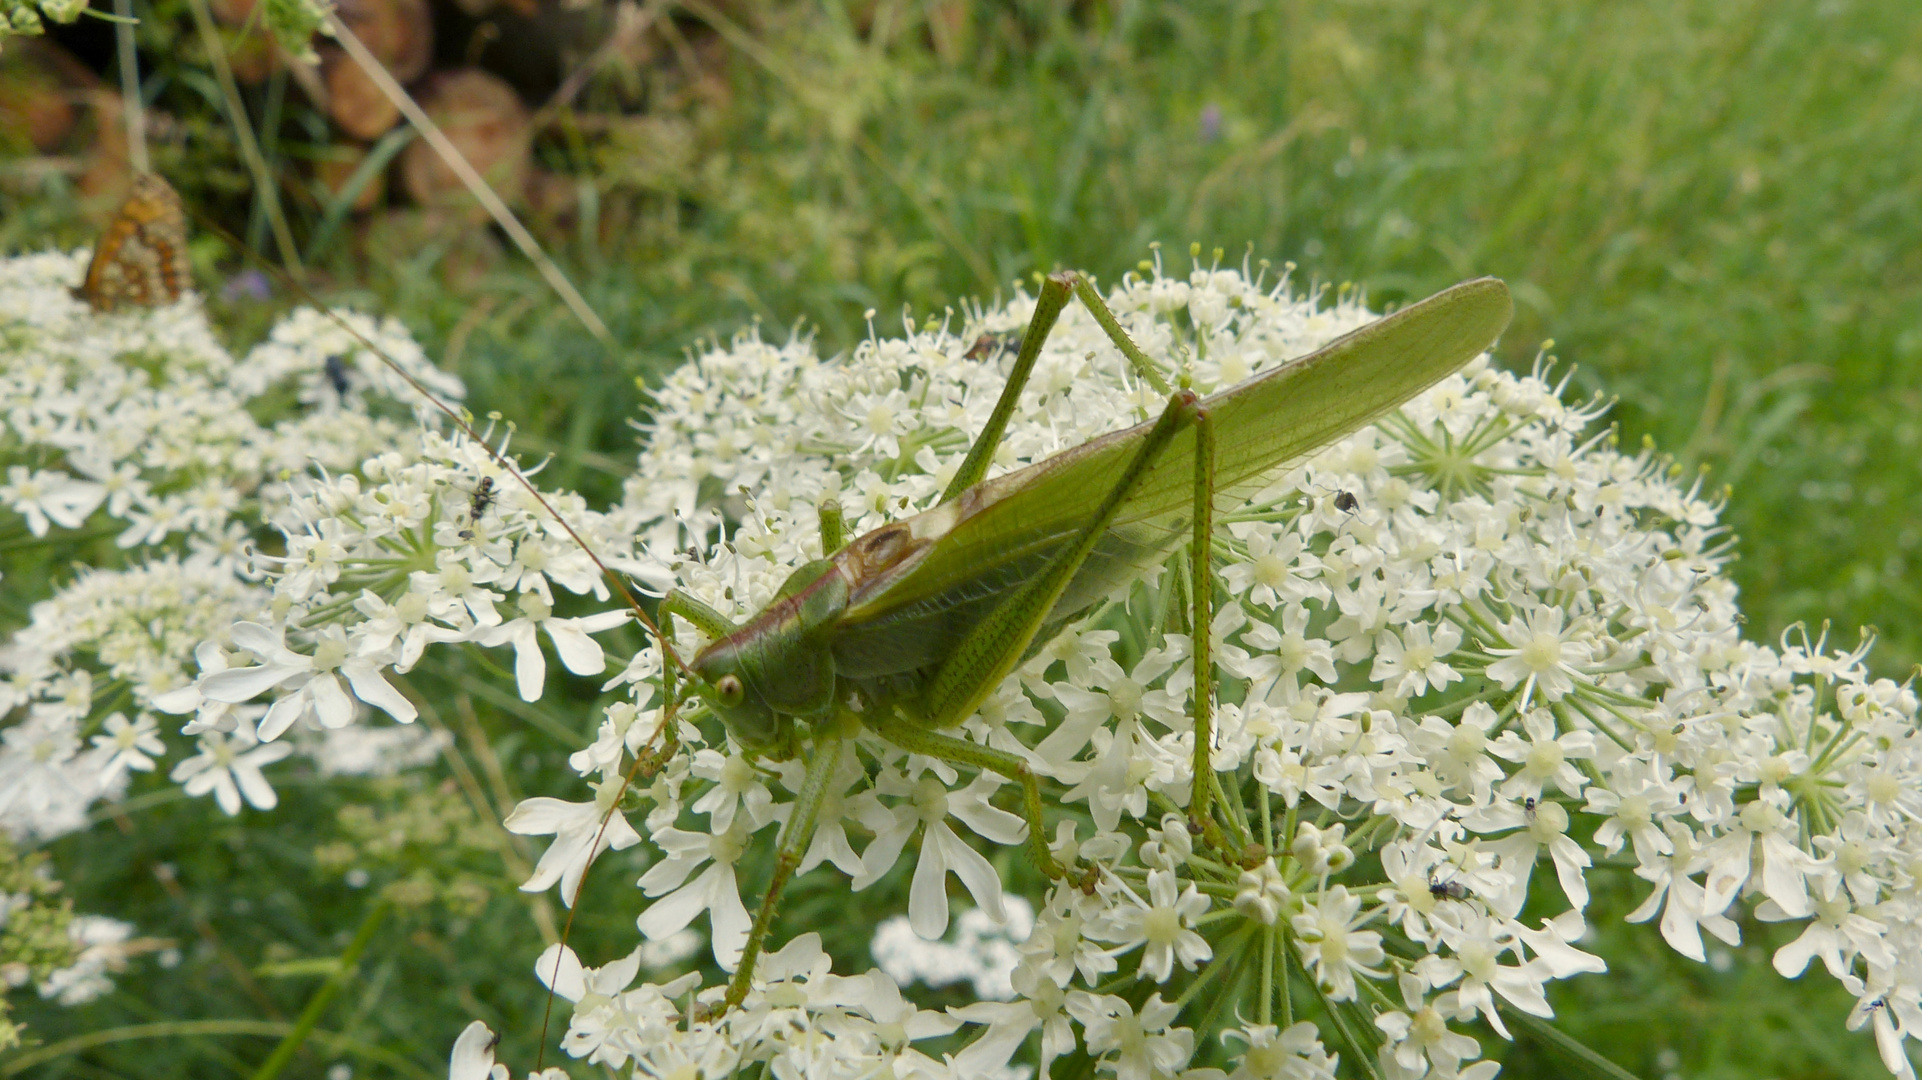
[74,172,192,311]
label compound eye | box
[715,674,745,707]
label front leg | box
[941,272,1076,502]
[1185,405,1234,854]
[722,714,848,1010]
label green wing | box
[834,277,1513,662]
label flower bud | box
[1234,859,1292,925]
[1235,879,1279,925]
[1290,823,1322,865]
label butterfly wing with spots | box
[75,172,192,311]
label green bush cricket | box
[191,221,1512,1027]
[659,270,1514,1005]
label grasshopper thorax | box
[690,560,852,751]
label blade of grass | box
[324,12,613,348]
[249,900,390,1080]
[182,0,303,275]
[246,65,290,255]
[0,1019,434,1079]
[305,124,417,262]
[1500,1006,1647,1080]
[112,0,148,173]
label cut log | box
[332,0,433,82]
[399,68,531,216]
[323,48,401,140]
[0,39,83,151]
[208,0,254,25]
[316,0,431,139]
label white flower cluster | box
[33,915,144,1007]
[44,240,1911,1076]
[477,933,1319,1080]
[0,250,452,556]
[493,259,1920,1080]
[873,896,1036,1002]
[149,427,638,801]
[538,934,980,1077]
[0,559,258,837]
[0,249,466,838]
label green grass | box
[5,0,1919,1076]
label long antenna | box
[191,209,696,1069]
[191,212,686,679]
[325,12,613,348]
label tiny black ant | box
[457,477,497,540]
[324,354,352,398]
[470,476,497,520]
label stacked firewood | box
[1,0,737,257]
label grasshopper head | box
[691,645,780,749]
[689,643,786,751]
[687,612,839,752]
[683,578,842,753]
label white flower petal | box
[342,659,418,723]
[532,944,586,1001]
[310,673,357,729]
[201,664,299,703]
[545,621,606,676]
[908,827,953,940]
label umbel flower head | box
[460,254,1921,1080]
[0,245,479,1018]
[53,243,1916,1077]
[0,248,465,840]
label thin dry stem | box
[113,0,148,173]
[324,12,614,347]
[182,0,304,274]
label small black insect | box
[324,354,352,398]
[963,331,1021,361]
[1311,486,1360,517]
[458,477,497,540]
[1428,870,1470,901]
[1523,796,1539,820]
[469,476,496,521]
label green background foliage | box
[4,1,1916,1077]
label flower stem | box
[249,899,389,1080]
